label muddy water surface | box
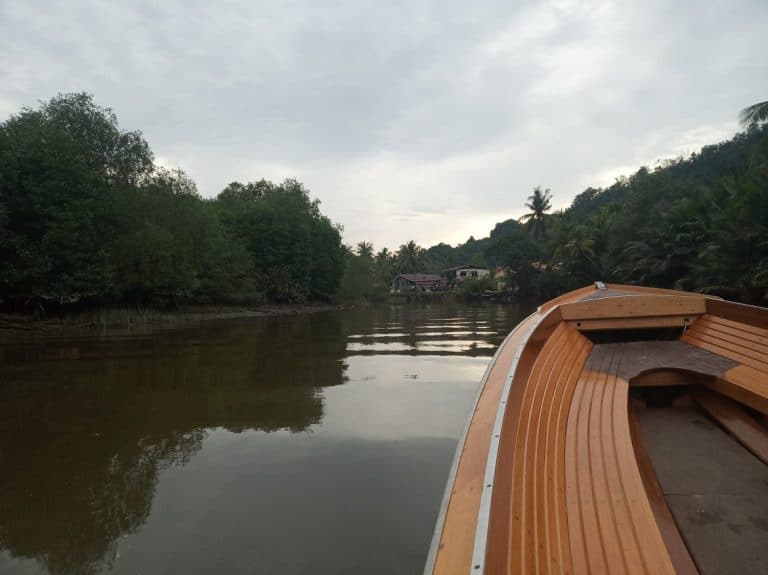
[0,303,528,575]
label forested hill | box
[408,123,768,304]
[566,127,767,220]
[421,218,524,272]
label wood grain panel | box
[693,389,768,465]
[561,295,706,321]
[566,354,677,575]
[538,285,599,313]
[706,298,768,330]
[709,368,768,416]
[503,323,592,574]
[604,284,716,299]
[681,310,768,416]
[431,315,537,575]
[568,315,697,331]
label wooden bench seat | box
[566,345,677,575]
[503,323,592,573]
[682,314,768,414]
[485,324,682,574]
[693,389,768,465]
[489,330,685,574]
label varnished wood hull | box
[425,283,768,575]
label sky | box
[1,0,766,250]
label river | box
[0,303,529,575]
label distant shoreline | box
[0,303,349,335]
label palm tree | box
[395,240,424,274]
[520,186,553,240]
[551,224,598,283]
[553,226,595,264]
[374,247,395,287]
[356,241,374,259]
[740,100,768,126]
[375,247,394,272]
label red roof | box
[397,273,442,286]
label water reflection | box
[0,303,527,575]
[343,304,511,358]
[346,340,496,354]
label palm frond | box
[739,100,768,126]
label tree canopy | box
[0,93,345,309]
[740,100,768,126]
[481,124,768,304]
[4,92,768,309]
[520,186,553,240]
[344,121,768,305]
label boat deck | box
[636,405,768,575]
[425,283,768,575]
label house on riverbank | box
[390,274,442,293]
[440,265,490,289]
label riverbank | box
[0,303,349,335]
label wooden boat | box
[425,283,768,575]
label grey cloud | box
[1,0,767,249]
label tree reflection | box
[0,312,347,574]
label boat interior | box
[426,283,768,575]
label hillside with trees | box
[343,117,768,305]
[501,122,768,304]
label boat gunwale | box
[468,303,564,574]
[425,285,603,575]
[422,315,536,575]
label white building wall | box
[455,267,489,281]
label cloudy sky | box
[1,0,766,249]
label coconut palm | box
[355,241,374,259]
[740,100,768,126]
[374,247,395,287]
[395,240,425,274]
[375,247,392,263]
[551,223,598,283]
[520,186,553,240]
[554,226,595,265]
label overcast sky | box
[1,0,766,249]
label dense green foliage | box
[4,93,767,308]
[215,178,344,302]
[741,101,768,126]
[530,124,768,304]
[503,125,768,303]
[520,186,552,240]
[345,121,768,304]
[0,93,345,309]
[338,243,394,300]
[456,276,496,299]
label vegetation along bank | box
[1,93,767,314]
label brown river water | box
[0,303,528,575]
